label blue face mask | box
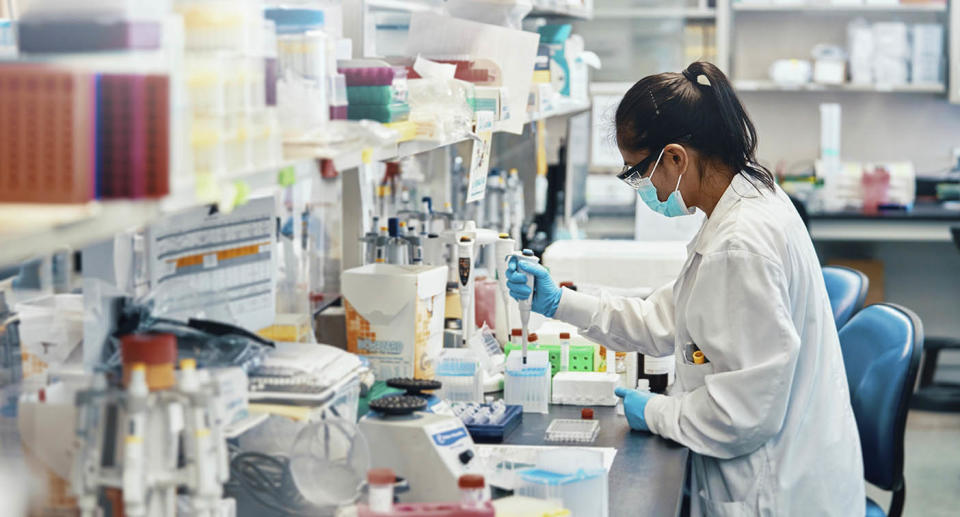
[634,148,695,218]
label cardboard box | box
[343,264,447,380]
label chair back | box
[823,265,869,328]
[838,303,923,491]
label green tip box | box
[505,342,594,377]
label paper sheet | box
[147,196,278,332]
[406,12,540,134]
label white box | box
[911,24,944,58]
[911,56,943,84]
[873,22,909,58]
[552,372,620,406]
[873,56,909,86]
[814,59,846,85]
[343,264,447,380]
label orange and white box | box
[343,264,447,381]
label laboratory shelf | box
[0,201,163,266]
[0,160,317,267]
[529,0,593,20]
[734,79,947,93]
[732,2,947,13]
[364,0,439,12]
[289,99,592,171]
[593,7,717,19]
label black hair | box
[615,61,775,191]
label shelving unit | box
[529,0,594,19]
[0,160,318,266]
[593,7,717,19]
[732,2,947,12]
[286,99,591,171]
[734,79,947,93]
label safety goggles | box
[616,150,661,189]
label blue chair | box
[823,265,870,328]
[839,304,923,517]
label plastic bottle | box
[375,226,389,263]
[458,474,487,510]
[638,353,671,394]
[559,332,571,372]
[387,218,407,265]
[367,468,395,513]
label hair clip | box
[648,90,660,117]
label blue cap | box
[264,8,325,34]
[388,217,400,237]
[421,196,432,213]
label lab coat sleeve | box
[552,283,677,357]
[644,250,801,459]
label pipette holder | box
[504,350,550,414]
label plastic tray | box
[463,403,523,443]
[544,418,600,443]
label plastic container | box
[436,351,483,403]
[459,474,487,510]
[178,1,257,51]
[348,103,411,123]
[543,418,600,443]
[368,468,395,513]
[551,372,619,406]
[454,402,522,443]
[504,350,551,414]
[347,85,409,105]
[516,449,608,517]
[120,333,177,390]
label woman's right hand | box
[505,259,562,318]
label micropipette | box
[458,236,475,345]
[509,249,540,364]
[495,234,516,336]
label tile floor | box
[866,360,960,516]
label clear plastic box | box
[504,350,551,414]
[516,449,609,517]
[436,350,483,403]
[551,372,619,407]
[190,116,228,176]
[544,419,599,444]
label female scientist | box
[507,62,864,516]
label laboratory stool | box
[839,303,923,517]
[822,265,869,329]
[911,226,960,412]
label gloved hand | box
[505,259,562,318]
[615,387,653,432]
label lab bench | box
[809,201,960,242]
[502,404,690,517]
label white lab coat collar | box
[688,173,765,256]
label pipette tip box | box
[504,350,551,414]
[543,418,600,444]
[551,372,619,406]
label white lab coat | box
[555,174,865,516]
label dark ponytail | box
[615,61,775,191]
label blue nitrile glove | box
[615,387,653,432]
[505,259,562,318]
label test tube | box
[367,468,395,513]
[458,474,487,510]
[559,332,571,372]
